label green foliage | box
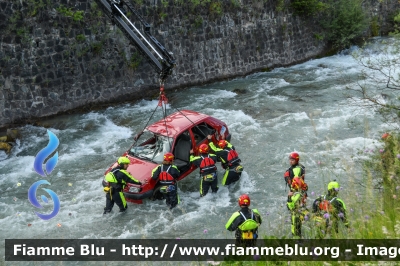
[76,34,86,42]
[57,5,85,22]
[319,0,368,49]
[210,2,223,16]
[189,0,201,8]
[77,46,90,57]
[188,0,212,8]
[363,134,400,190]
[194,15,203,29]
[16,27,31,44]
[26,0,48,17]
[5,13,19,36]
[161,0,169,8]
[174,0,184,4]
[91,42,103,55]
[159,12,167,21]
[290,0,327,16]
[128,52,141,70]
[395,11,400,23]
[276,0,285,12]
[314,33,323,40]
[16,28,27,37]
[389,11,400,37]
[282,23,287,32]
[370,16,380,37]
[90,2,103,19]
[229,0,241,8]
[361,133,400,230]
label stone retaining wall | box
[1,0,399,128]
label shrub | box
[370,16,380,37]
[128,52,141,70]
[290,0,327,16]
[57,5,84,22]
[76,34,86,42]
[319,0,368,49]
[210,2,223,16]
[389,11,400,37]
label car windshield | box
[129,131,173,164]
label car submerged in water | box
[102,110,231,204]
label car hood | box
[126,156,158,182]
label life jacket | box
[284,165,305,185]
[238,210,259,239]
[104,168,126,190]
[105,168,119,184]
[159,165,175,185]
[226,148,241,167]
[200,155,217,175]
[287,191,303,211]
[319,196,337,213]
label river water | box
[1,37,398,264]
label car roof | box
[147,110,210,138]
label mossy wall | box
[0,0,398,127]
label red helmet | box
[289,152,300,162]
[382,133,390,140]
[291,177,304,190]
[238,194,250,206]
[163,152,174,162]
[218,140,227,149]
[199,144,209,153]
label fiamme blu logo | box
[28,130,61,220]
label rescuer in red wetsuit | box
[284,152,305,185]
[284,152,307,204]
[190,144,218,197]
[151,152,180,210]
[208,135,243,186]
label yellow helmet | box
[328,181,340,191]
[118,157,130,165]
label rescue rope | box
[159,84,172,149]
[131,92,161,147]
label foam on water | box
[204,108,261,136]
[1,38,397,262]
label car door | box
[191,122,215,147]
[172,130,193,174]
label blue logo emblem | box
[29,130,61,220]
[28,180,60,220]
[34,130,59,177]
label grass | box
[216,132,400,265]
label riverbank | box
[0,46,338,132]
[5,0,399,128]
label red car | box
[103,110,231,204]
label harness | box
[158,165,176,193]
[105,168,127,190]
[104,168,123,197]
[159,165,175,185]
[226,148,241,167]
[200,155,217,175]
[319,196,337,213]
[284,165,305,185]
[105,168,119,183]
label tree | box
[351,37,400,125]
[320,0,368,49]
